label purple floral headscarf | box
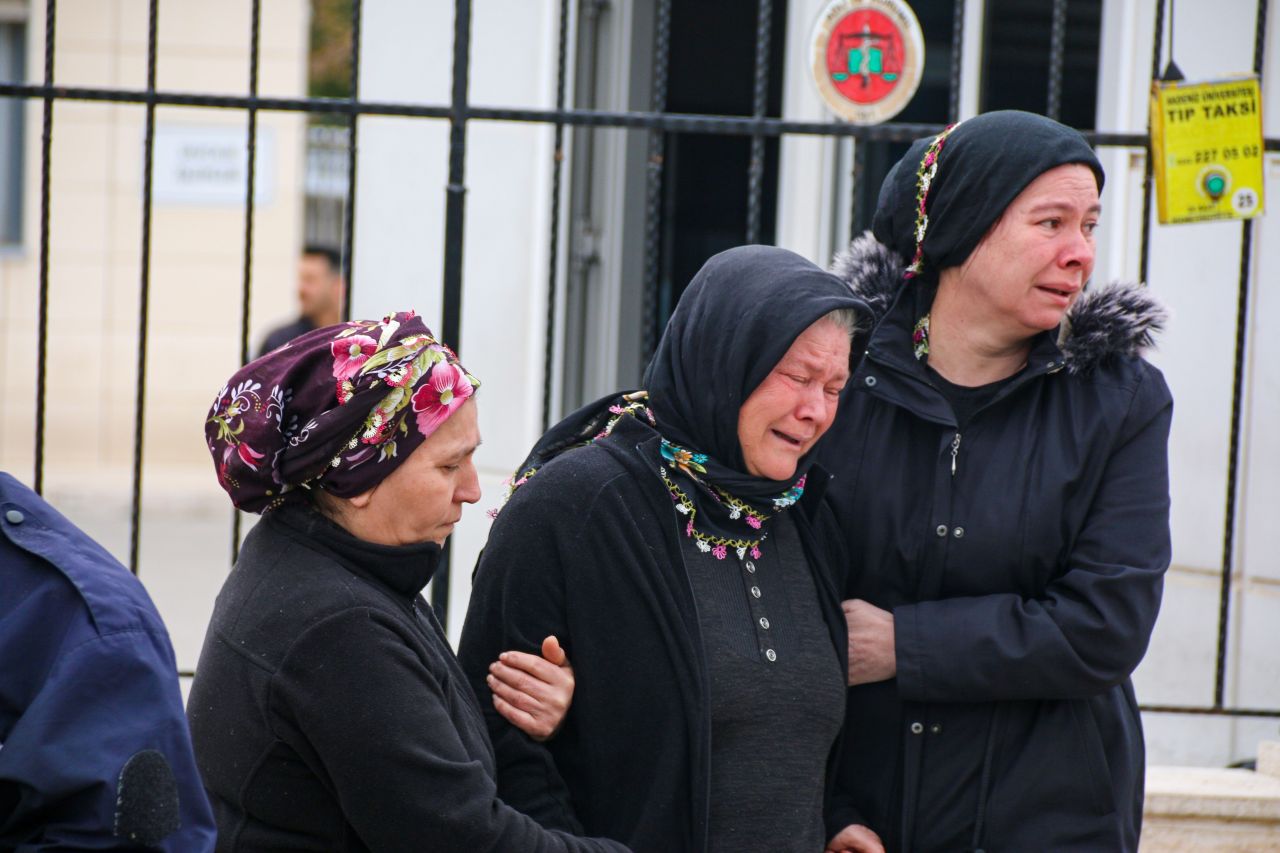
[205,310,479,513]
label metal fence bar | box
[1138,0,1167,286]
[231,0,263,565]
[948,0,965,123]
[4,83,1277,152]
[433,0,474,626]
[541,0,571,432]
[32,0,56,495]
[640,0,674,364]
[128,0,160,575]
[341,0,362,318]
[1211,0,1270,712]
[745,0,772,244]
[1046,0,1067,121]
[848,132,867,241]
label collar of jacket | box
[267,501,442,598]
[854,273,1068,427]
[832,231,1168,378]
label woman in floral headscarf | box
[458,247,871,853]
[189,311,629,853]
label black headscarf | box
[507,245,869,510]
[641,244,869,501]
[872,110,1104,278]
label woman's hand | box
[844,599,896,686]
[487,635,574,741]
[826,823,886,853]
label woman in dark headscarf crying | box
[458,245,872,853]
[821,110,1173,853]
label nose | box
[794,383,825,422]
[457,460,482,505]
[1058,225,1095,272]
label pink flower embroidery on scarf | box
[411,363,474,436]
[237,443,266,470]
[330,335,379,381]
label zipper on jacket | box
[950,432,961,476]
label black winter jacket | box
[821,237,1174,853]
[187,504,627,853]
[457,416,850,853]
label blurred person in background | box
[0,472,217,851]
[822,110,1172,853]
[257,244,346,357]
[192,311,629,853]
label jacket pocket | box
[1069,699,1117,817]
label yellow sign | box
[1150,76,1265,224]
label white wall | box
[353,0,569,641]
[1096,0,1280,765]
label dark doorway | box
[655,0,790,324]
[982,0,1102,129]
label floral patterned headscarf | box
[205,311,479,513]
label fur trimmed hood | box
[831,232,1167,376]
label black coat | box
[187,504,627,853]
[457,416,850,853]
[821,237,1174,852]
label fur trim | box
[830,232,1167,375]
[1060,282,1167,375]
[830,232,904,321]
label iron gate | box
[0,0,1276,722]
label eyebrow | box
[444,440,482,462]
[783,355,850,382]
[1026,202,1103,215]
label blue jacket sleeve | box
[0,628,217,852]
[894,365,1174,702]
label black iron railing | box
[1,0,1274,720]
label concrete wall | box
[349,0,568,636]
[1099,0,1280,766]
[0,0,308,667]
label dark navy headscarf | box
[509,245,870,508]
[873,110,1104,279]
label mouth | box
[1035,284,1078,305]
[770,428,810,450]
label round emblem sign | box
[810,0,925,125]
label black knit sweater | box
[187,503,628,853]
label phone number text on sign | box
[1150,76,1265,224]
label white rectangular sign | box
[151,124,276,206]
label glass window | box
[0,13,26,246]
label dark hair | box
[303,244,343,275]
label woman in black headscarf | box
[821,111,1173,852]
[458,246,870,853]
